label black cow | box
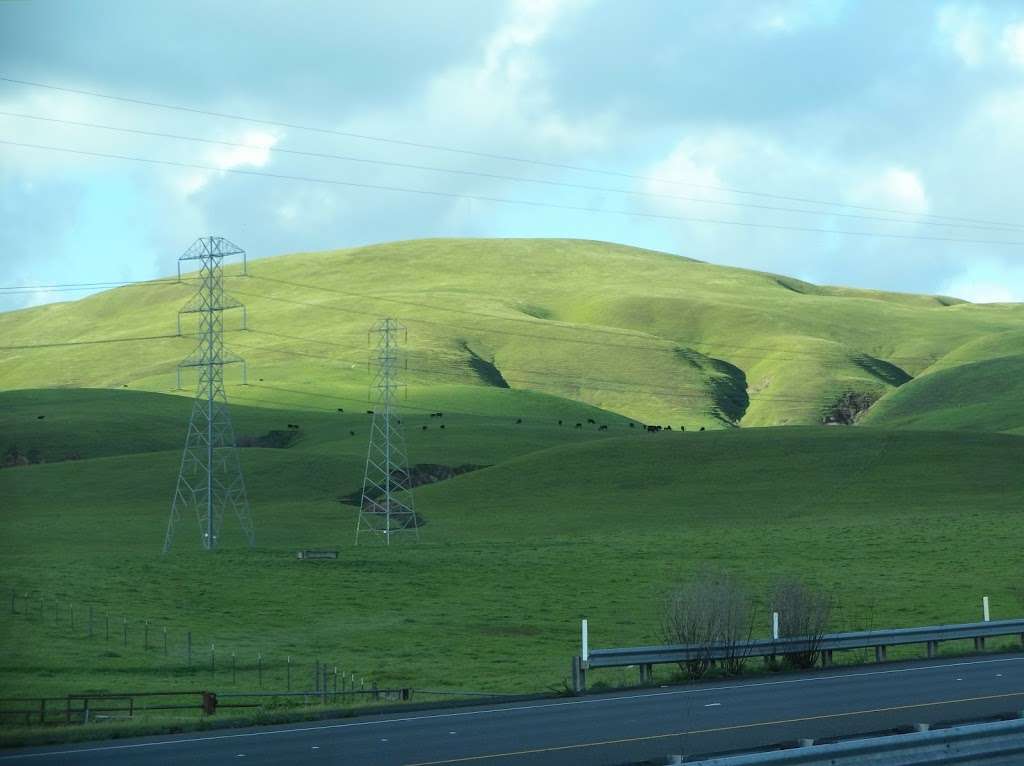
[366,410,374,415]
[337,408,344,413]
[575,423,583,429]
[349,430,356,436]
[598,425,608,431]
[587,418,596,424]
[516,418,522,424]
[440,424,446,430]
[646,425,662,433]
[699,426,706,432]
[37,415,45,420]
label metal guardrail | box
[681,717,1024,765]
[574,618,1024,690]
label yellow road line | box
[404,690,1024,765]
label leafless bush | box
[664,569,757,678]
[769,577,834,669]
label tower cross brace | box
[356,318,419,545]
[163,236,254,553]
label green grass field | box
[2,238,1023,725]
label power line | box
[3,109,1018,235]
[0,277,186,294]
[8,139,1019,248]
[235,281,943,366]
[2,75,1020,232]
[240,328,895,401]
[0,333,182,351]
[0,275,945,369]
[234,337,853,409]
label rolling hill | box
[2,238,1023,706]
[2,237,1022,430]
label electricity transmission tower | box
[356,318,419,545]
[163,236,254,553]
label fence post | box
[232,652,236,684]
[187,631,192,667]
[334,666,338,701]
[287,656,291,691]
[122,617,127,647]
[211,643,216,674]
[105,614,110,641]
[69,604,74,631]
[258,651,263,689]
[163,627,168,656]
[88,606,93,639]
[315,660,320,692]
[144,621,149,651]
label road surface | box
[3,653,1023,765]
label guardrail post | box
[875,645,887,662]
[822,649,833,667]
[927,640,937,658]
[572,655,585,693]
[975,637,985,651]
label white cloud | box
[937,4,991,67]
[849,167,929,215]
[1002,21,1024,67]
[942,273,1024,303]
[181,130,280,196]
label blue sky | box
[1,0,1023,311]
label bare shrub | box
[664,569,757,678]
[769,577,834,669]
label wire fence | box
[3,586,381,703]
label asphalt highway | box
[4,654,1024,765]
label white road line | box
[704,703,722,708]
[3,655,1022,761]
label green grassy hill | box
[2,238,1023,709]
[2,389,1022,700]
[2,238,1022,429]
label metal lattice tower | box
[163,236,254,553]
[356,318,419,545]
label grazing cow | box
[349,430,356,436]
[587,418,596,424]
[680,426,685,432]
[598,425,608,431]
[37,415,45,420]
[366,410,374,415]
[558,420,563,425]
[699,426,706,432]
[665,426,672,431]
[259,378,264,382]
[629,422,635,428]
[516,418,522,424]
[575,423,583,429]
[337,408,344,413]
[422,425,428,430]
[440,424,446,430]
[646,425,662,433]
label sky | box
[1,0,1023,312]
